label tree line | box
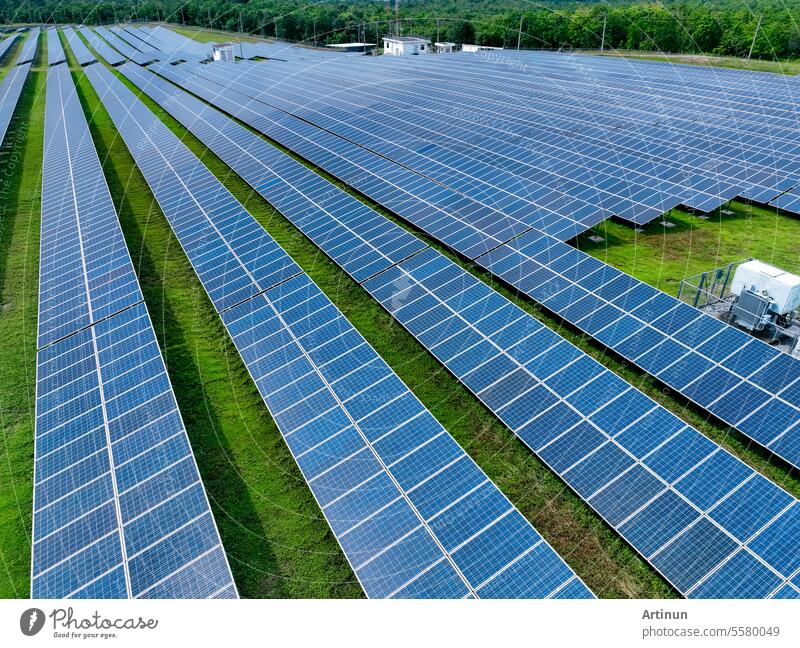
[2,1,799,60]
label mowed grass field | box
[0,26,798,600]
[578,201,800,293]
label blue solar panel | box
[363,248,800,598]
[125,60,798,599]
[33,64,236,599]
[0,33,18,62]
[78,26,125,66]
[87,62,592,599]
[46,28,65,66]
[16,27,39,64]
[39,65,144,348]
[0,62,30,149]
[62,27,96,66]
[92,26,156,66]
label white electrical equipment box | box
[731,260,800,316]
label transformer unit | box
[729,260,800,332]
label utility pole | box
[517,15,523,50]
[313,19,316,46]
[394,0,399,37]
[747,15,762,60]
[600,15,607,53]
[436,18,439,43]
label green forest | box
[2,1,800,59]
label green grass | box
[170,25,262,45]
[576,202,800,296]
[594,50,800,76]
[0,68,43,598]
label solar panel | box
[16,27,40,65]
[46,27,65,66]
[0,33,18,62]
[110,26,161,58]
[86,62,593,599]
[63,26,96,66]
[122,61,800,599]
[33,63,237,599]
[78,26,125,66]
[0,63,30,150]
[92,26,155,65]
[157,61,800,470]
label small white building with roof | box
[382,36,430,56]
[211,42,235,62]
[435,41,455,53]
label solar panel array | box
[219,61,689,227]
[0,33,18,61]
[46,27,65,66]
[33,63,237,599]
[16,27,40,65]
[127,61,800,599]
[0,63,30,149]
[110,26,161,60]
[193,53,800,223]
[86,62,593,599]
[79,26,125,66]
[92,26,156,66]
[63,26,97,66]
[155,60,800,470]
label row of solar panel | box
[155,60,800,471]
[46,27,65,66]
[0,62,30,149]
[33,63,236,599]
[94,26,157,66]
[0,33,18,61]
[130,61,800,599]
[87,62,592,599]
[16,27,40,65]
[79,26,125,66]
[63,26,97,66]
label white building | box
[435,41,455,53]
[462,44,504,53]
[211,42,235,62]
[382,36,430,56]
